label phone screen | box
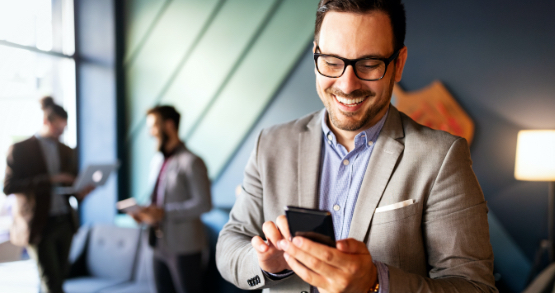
[285,206,336,247]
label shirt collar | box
[162,142,186,159]
[321,109,389,150]
[35,133,58,143]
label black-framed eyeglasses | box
[313,46,400,81]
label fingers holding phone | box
[279,207,378,292]
[275,215,291,241]
[251,205,336,275]
[251,219,291,274]
[285,206,336,247]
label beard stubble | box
[322,74,395,131]
[158,130,170,153]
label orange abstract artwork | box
[393,81,474,144]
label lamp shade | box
[515,130,555,181]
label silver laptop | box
[55,163,119,194]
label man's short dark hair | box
[147,105,181,131]
[314,0,406,52]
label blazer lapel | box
[349,106,405,241]
[297,110,324,209]
[159,144,186,204]
[56,142,74,174]
[29,136,49,175]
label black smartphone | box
[285,206,336,247]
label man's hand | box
[278,235,378,293]
[251,215,292,274]
[131,205,164,226]
[130,212,143,224]
[51,173,75,185]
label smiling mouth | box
[334,95,367,107]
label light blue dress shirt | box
[318,110,387,240]
[265,110,390,293]
[314,110,389,293]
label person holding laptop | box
[3,97,93,293]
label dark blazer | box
[3,136,78,246]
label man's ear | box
[313,42,319,76]
[394,46,408,83]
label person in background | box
[129,105,212,293]
[215,0,496,292]
[3,97,93,293]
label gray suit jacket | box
[216,105,497,292]
[150,143,212,255]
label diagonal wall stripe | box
[125,0,220,139]
[210,40,315,184]
[124,0,173,66]
[187,0,319,178]
[125,0,221,201]
[124,0,318,200]
[125,0,226,144]
[158,0,279,139]
[185,0,283,141]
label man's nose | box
[335,65,362,94]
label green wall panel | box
[124,0,170,63]
[124,0,318,198]
[125,0,219,137]
[187,0,318,178]
[159,0,278,138]
[125,0,219,200]
[129,126,157,202]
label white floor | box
[0,259,40,293]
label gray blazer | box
[216,105,497,292]
[150,143,212,255]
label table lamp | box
[515,130,555,263]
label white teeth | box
[335,95,366,105]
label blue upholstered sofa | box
[64,224,154,293]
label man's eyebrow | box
[318,50,387,59]
[356,53,388,59]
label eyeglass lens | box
[316,55,387,80]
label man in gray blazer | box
[131,105,212,293]
[216,0,496,292]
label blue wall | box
[76,0,118,225]
[401,0,555,265]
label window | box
[0,0,76,191]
